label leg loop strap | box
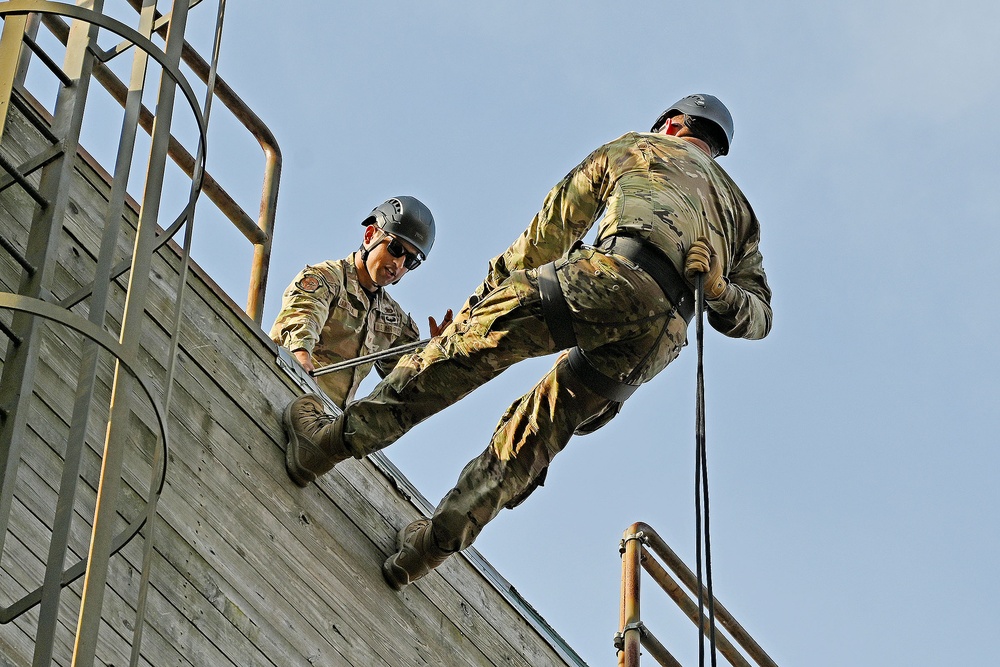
[538,261,578,350]
[567,347,640,402]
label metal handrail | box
[616,522,778,667]
[32,2,282,323]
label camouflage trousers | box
[342,245,690,554]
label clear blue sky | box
[176,2,1000,664]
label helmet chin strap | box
[359,233,381,288]
[360,228,408,286]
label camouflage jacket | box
[270,253,420,407]
[470,132,772,339]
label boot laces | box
[299,400,337,436]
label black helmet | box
[651,93,734,156]
[362,195,435,260]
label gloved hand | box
[684,237,727,299]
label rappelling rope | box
[693,273,718,667]
[309,268,721,667]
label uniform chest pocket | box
[373,320,402,338]
[337,295,358,318]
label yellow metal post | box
[0,12,28,140]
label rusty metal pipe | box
[619,524,645,667]
[636,623,682,667]
[245,143,278,322]
[186,51,281,322]
[40,5,282,322]
[124,0,281,322]
[640,547,752,667]
[637,523,778,667]
[617,525,682,667]
[37,13,264,244]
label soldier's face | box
[362,227,416,287]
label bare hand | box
[428,309,454,337]
[292,348,316,374]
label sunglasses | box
[384,236,423,270]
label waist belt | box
[597,235,694,324]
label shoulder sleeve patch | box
[296,274,323,293]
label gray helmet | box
[651,93,734,156]
[362,195,435,260]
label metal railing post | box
[616,522,779,667]
[0,12,29,139]
[619,527,644,667]
[70,0,192,662]
[32,2,159,664]
[0,1,280,662]
[0,0,104,571]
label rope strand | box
[694,274,718,667]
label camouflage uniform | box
[345,132,772,559]
[270,252,420,408]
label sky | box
[129,1,1000,665]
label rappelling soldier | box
[281,95,772,589]
[270,196,453,425]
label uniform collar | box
[348,251,382,291]
[346,252,383,305]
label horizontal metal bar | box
[0,232,37,276]
[640,548,752,667]
[636,523,778,667]
[99,0,206,62]
[35,12,262,245]
[0,151,48,208]
[0,143,63,193]
[637,625,682,667]
[22,31,72,85]
[0,317,23,347]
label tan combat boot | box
[382,518,453,590]
[282,394,352,487]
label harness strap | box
[568,347,640,402]
[539,235,695,403]
[597,235,695,324]
[537,261,578,350]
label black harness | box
[538,235,694,402]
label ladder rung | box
[0,318,23,347]
[0,144,63,194]
[0,233,36,276]
[21,33,73,87]
[0,153,49,209]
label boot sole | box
[381,556,407,591]
[282,400,314,488]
